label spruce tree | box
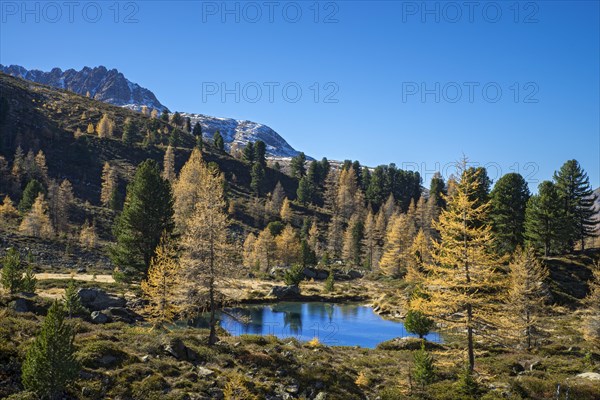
[490,173,530,255]
[553,159,598,250]
[171,111,183,127]
[296,176,313,205]
[243,142,255,164]
[161,110,169,122]
[192,121,202,137]
[21,263,37,293]
[429,172,446,209]
[524,181,566,256]
[254,140,266,167]
[122,118,138,145]
[405,310,434,339]
[1,247,22,294]
[412,343,435,390]
[63,279,86,318]
[22,301,79,399]
[213,131,224,152]
[290,152,307,179]
[111,160,175,277]
[19,179,44,213]
[250,163,265,196]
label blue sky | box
[1,1,598,189]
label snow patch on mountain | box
[181,113,305,158]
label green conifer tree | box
[524,181,566,256]
[243,142,255,164]
[19,179,44,213]
[490,173,530,255]
[553,160,598,249]
[254,140,266,167]
[250,163,265,196]
[213,131,224,152]
[412,343,435,390]
[63,279,86,318]
[111,160,175,277]
[22,301,79,399]
[1,247,22,294]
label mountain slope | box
[1,64,305,158]
[0,72,313,236]
[0,64,166,112]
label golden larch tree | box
[326,213,344,260]
[19,193,55,238]
[96,114,114,138]
[336,168,362,220]
[243,232,258,268]
[163,145,176,183]
[178,153,236,345]
[100,162,117,207]
[79,220,98,249]
[412,163,503,371]
[280,197,293,224]
[86,123,95,134]
[379,212,416,277]
[141,233,182,326]
[276,225,301,266]
[406,229,430,286]
[34,150,49,184]
[254,228,277,271]
[308,221,321,258]
[505,246,548,349]
[172,148,204,232]
[0,195,19,226]
[362,209,376,270]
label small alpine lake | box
[201,302,442,348]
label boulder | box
[9,298,31,313]
[197,366,215,378]
[90,311,111,324]
[8,296,45,314]
[105,307,139,323]
[268,285,300,299]
[77,288,126,311]
[163,338,199,362]
[576,372,600,381]
[315,271,329,280]
[303,268,317,279]
[347,270,363,279]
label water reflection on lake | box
[211,302,441,348]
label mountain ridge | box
[0,64,305,158]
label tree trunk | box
[208,241,217,346]
[526,310,531,350]
[467,303,475,371]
